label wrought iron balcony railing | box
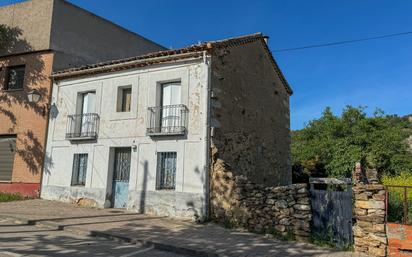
[66,113,100,140]
[147,104,188,136]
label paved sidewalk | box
[0,200,367,257]
[0,219,186,257]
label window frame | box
[71,153,88,186]
[116,85,132,112]
[4,65,26,91]
[0,135,17,182]
[156,152,177,190]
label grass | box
[309,233,353,251]
[0,192,26,202]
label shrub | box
[0,192,26,202]
[382,172,412,224]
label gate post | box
[352,162,388,257]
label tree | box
[292,106,412,181]
[0,24,9,50]
[0,25,26,53]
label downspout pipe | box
[38,72,56,198]
[202,51,212,220]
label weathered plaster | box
[41,185,106,207]
[42,59,210,219]
[128,190,205,219]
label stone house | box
[0,0,164,197]
[41,33,293,219]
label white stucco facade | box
[41,57,211,219]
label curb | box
[0,215,219,257]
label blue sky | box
[2,0,412,130]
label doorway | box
[80,92,96,136]
[160,82,181,133]
[112,147,131,208]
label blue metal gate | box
[310,178,353,248]
[112,148,131,208]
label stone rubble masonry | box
[210,157,312,241]
[353,184,388,257]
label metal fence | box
[66,113,100,140]
[386,185,412,225]
[147,104,188,136]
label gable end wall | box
[210,40,291,187]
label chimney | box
[263,36,269,45]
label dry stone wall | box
[353,182,388,256]
[211,158,311,241]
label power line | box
[273,31,412,53]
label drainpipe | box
[202,51,212,220]
[39,74,56,198]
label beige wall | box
[0,0,165,70]
[49,0,165,70]
[210,40,291,186]
[0,51,54,183]
[0,0,54,55]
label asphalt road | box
[0,219,189,257]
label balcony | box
[147,104,188,136]
[66,113,100,141]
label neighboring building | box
[41,33,292,219]
[0,0,164,197]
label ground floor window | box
[156,152,177,190]
[0,135,16,181]
[71,154,88,186]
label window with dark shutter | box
[0,136,16,181]
[71,154,88,186]
[5,65,25,90]
[156,152,177,190]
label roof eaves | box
[51,51,205,80]
[51,32,291,92]
[258,38,293,95]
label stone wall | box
[211,157,311,241]
[353,184,387,256]
[210,39,292,187]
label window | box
[161,82,181,106]
[156,152,177,190]
[71,154,88,186]
[117,86,132,112]
[160,82,182,132]
[0,135,16,181]
[5,65,25,90]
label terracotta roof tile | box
[52,33,292,94]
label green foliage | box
[0,192,26,202]
[0,24,8,50]
[0,24,23,52]
[292,106,412,181]
[382,173,412,223]
[310,233,353,251]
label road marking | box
[119,245,155,257]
